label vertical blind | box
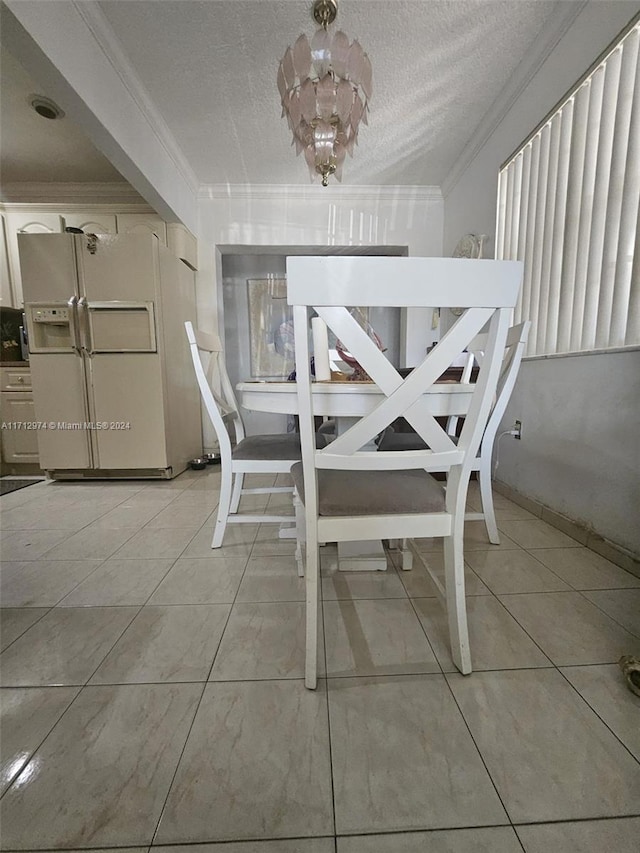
[496,20,640,356]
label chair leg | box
[230,472,244,513]
[293,488,305,578]
[212,465,234,548]
[388,538,413,570]
[443,520,472,675]
[305,522,319,690]
[399,538,413,570]
[478,455,500,544]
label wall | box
[2,1,199,232]
[443,1,639,256]
[221,252,402,436]
[197,184,444,338]
[443,1,640,555]
[222,254,288,436]
[194,185,443,446]
[499,351,640,555]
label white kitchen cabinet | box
[0,365,40,465]
[167,222,198,270]
[62,212,117,234]
[117,213,167,242]
[1,205,198,307]
[1,214,12,307]
[1,366,32,392]
[5,212,64,306]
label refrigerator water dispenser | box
[27,305,73,352]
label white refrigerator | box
[19,231,201,479]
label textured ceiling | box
[0,48,124,184]
[96,0,561,186]
[2,0,567,188]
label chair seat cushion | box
[233,433,302,461]
[291,463,445,516]
[377,432,464,451]
[232,433,327,461]
[377,431,429,451]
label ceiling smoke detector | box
[29,95,65,120]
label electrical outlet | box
[514,420,522,440]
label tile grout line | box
[464,547,640,767]
[495,587,640,654]
[9,475,208,564]
[0,604,55,655]
[2,475,638,845]
[440,669,522,838]
[0,682,82,803]
[490,592,556,666]
[147,678,209,849]
[399,536,559,673]
[573,588,640,640]
[320,565,338,839]
[554,666,640,769]
[202,529,253,684]
[147,516,255,847]
[6,482,160,561]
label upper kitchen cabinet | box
[166,223,198,271]
[62,212,117,234]
[0,205,198,306]
[4,211,64,306]
[1,215,13,307]
[117,213,167,243]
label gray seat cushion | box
[378,431,464,452]
[291,463,445,516]
[377,431,429,451]
[233,433,302,461]
[232,433,326,461]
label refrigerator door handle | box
[77,296,93,355]
[67,296,82,355]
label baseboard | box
[493,479,640,580]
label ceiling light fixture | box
[277,0,372,186]
[29,95,65,120]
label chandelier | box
[277,0,372,186]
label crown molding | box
[2,181,443,207]
[70,0,199,198]
[0,182,151,205]
[198,184,443,203]
[441,0,587,197]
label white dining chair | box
[379,321,531,546]
[185,321,302,548]
[462,320,531,542]
[287,256,522,688]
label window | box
[496,18,639,357]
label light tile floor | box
[1,469,639,851]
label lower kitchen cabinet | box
[1,365,40,467]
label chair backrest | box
[184,321,246,454]
[467,320,531,449]
[445,350,476,437]
[287,256,522,509]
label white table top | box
[237,380,474,418]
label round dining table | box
[237,379,474,419]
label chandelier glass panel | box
[277,0,372,186]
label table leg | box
[338,539,388,571]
